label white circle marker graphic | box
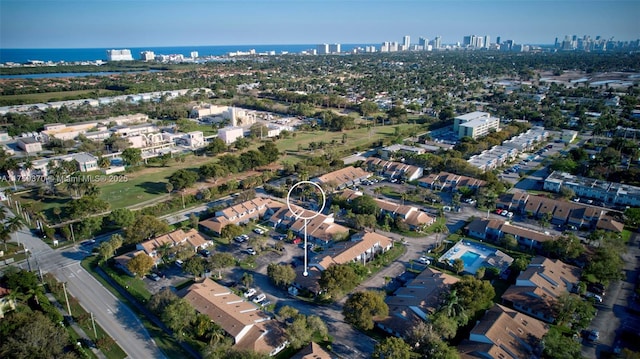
[286,181,326,276]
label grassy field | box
[276,124,412,155]
[0,89,118,103]
[97,155,213,209]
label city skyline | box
[1,0,639,49]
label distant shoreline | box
[0,44,376,64]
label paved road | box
[1,204,165,359]
[581,231,640,358]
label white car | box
[252,293,266,303]
[418,256,431,265]
[246,248,257,255]
[506,211,514,218]
[253,228,265,235]
[244,288,257,298]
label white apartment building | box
[217,127,244,144]
[453,111,500,139]
[328,44,341,54]
[106,49,133,61]
[544,171,640,207]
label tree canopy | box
[342,290,388,330]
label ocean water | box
[0,44,371,63]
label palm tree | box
[156,243,173,265]
[441,289,467,323]
[0,228,11,252]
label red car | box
[292,238,302,244]
[495,209,503,215]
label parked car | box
[586,329,600,342]
[244,288,256,298]
[496,209,503,215]
[587,283,605,296]
[585,292,603,303]
[252,293,266,303]
[234,236,246,243]
[506,211,514,218]
[175,259,184,268]
[199,249,211,257]
[418,256,431,265]
[245,248,257,255]
[253,228,265,235]
[148,273,161,282]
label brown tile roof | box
[233,320,287,356]
[552,202,579,221]
[183,278,269,342]
[503,256,581,321]
[377,268,459,337]
[596,215,624,233]
[139,228,208,257]
[418,171,486,191]
[316,232,392,270]
[469,304,548,359]
[365,158,422,179]
[314,166,370,188]
[500,223,555,243]
[290,342,333,359]
[405,210,435,228]
[524,196,545,214]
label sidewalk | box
[45,292,107,359]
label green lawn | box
[277,124,414,155]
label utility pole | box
[70,223,76,242]
[90,312,97,338]
[62,282,72,318]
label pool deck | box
[439,240,496,274]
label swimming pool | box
[452,251,481,268]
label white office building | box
[316,44,329,55]
[328,44,341,54]
[140,51,155,61]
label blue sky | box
[1,0,639,48]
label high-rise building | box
[190,51,199,59]
[328,43,341,53]
[107,49,133,61]
[316,44,329,55]
[140,51,155,61]
[484,35,490,48]
[403,35,410,50]
[434,36,442,49]
[496,36,501,45]
[463,36,472,46]
[418,37,428,49]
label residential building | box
[418,171,486,192]
[544,171,640,207]
[312,166,370,190]
[328,44,341,54]
[291,342,332,359]
[312,231,393,271]
[217,127,245,144]
[376,268,460,338]
[316,44,329,55]
[74,153,98,172]
[458,304,548,359]
[365,158,423,181]
[453,111,500,139]
[182,278,288,356]
[467,218,556,251]
[341,189,435,231]
[140,51,155,61]
[113,250,146,277]
[0,132,11,142]
[468,145,518,172]
[199,197,282,236]
[16,137,42,153]
[136,229,211,263]
[502,127,550,151]
[378,144,426,160]
[497,190,623,232]
[502,256,581,323]
[106,49,133,61]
